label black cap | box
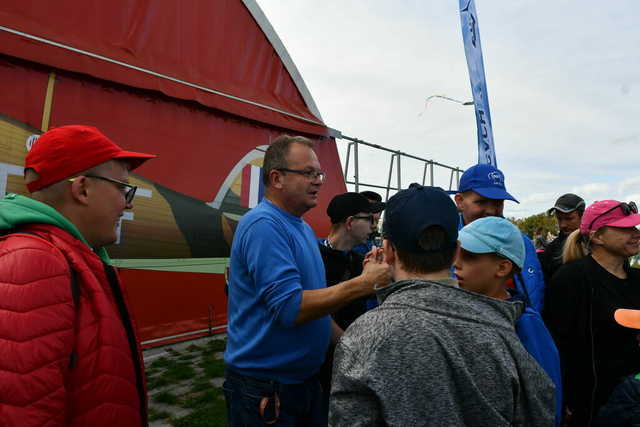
[360,190,383,203]
[327,192,386,224]
[547,193,585,215]
[383,184,458,253]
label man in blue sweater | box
[451,163,546,312]
[223,135,391,427]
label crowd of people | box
[224,135,640,426]
[1,128,640,427]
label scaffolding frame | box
[340,134,462,201]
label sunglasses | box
[588,201,638,231]
[69,175,137,204]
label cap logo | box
[26,134,40,152]
[487,171,503,185]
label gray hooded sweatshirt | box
[329,278,554,427]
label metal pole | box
[396,152,402,191]
[386,154,396,202]
[344,142,352,180]
[448,169,455,191]
[422,162,428,185]
[354,141,360,192]
[430,162,434,186]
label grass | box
[145,337,228,426]
[199,356,225,379]
[154,390,179,405]
[172,395,227,427]
[148,407,172,422]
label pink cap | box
[580,200,640,234]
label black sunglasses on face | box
[588,201,638,231]
[276,168,326,182]
[70,175,138,204]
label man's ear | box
[495,258,513,279]
[382,239,395,265]
[69,176,90,206]
[454,193,464,210]
[269,170,284,189]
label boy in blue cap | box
[451,163,546,312]
[455,216,562,425]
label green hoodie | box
[0,193,110,263]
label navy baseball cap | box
[383,184,459,253]
[449,164,519,203]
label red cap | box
[580,200,640,234]
[25,125,156,192]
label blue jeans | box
[223,369,327,427]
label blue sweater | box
[224,199,330,384]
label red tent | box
[0,0,346,346]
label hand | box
[361,247,391,288]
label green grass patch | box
[172,395,227,427]
[178,353,197,361]
[205,339,227,353]
[148,407,172,422]
[199,356,225,379]
[190,376,212,393]
[186,344,203,352]
[181,388,218,409]
[153,390,179,405]
[149,356,171,369]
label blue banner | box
[459,0,497,166]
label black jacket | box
[317,243,368,330]
[539,233,568,284]
[545,255,640,426]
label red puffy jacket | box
[0,224,147,426]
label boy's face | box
[453,249,511,297]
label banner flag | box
[459,0,497,166]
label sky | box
[256,0,640,218]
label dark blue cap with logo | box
[383,184,459,253]
[450,163,519,203]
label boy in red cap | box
[0,125,156,427]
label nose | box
[125,200,134,210]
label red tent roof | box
[0,0,328,136]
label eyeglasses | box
[276,168,326,182]
[352,215,375,224]
[588,201,638,231]
[69,175,137,204]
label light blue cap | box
[458,216,525,268]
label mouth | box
[308,190,319,200]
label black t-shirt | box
[545,255,640,425]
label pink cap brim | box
[615,309,640,329]
[606,213,640,229]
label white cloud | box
[258,0,640,218]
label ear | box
[269,169,284,189]
[495,258,513,279]
[69,176,91,206]
[454,193,464,210]
[590,230,604,246]
[345,216,354,231]
[382,239,395,265]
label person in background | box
[545,200,640,426]
[317,192,385,418]
[540,193,585,283]
[329,184,554,426]
[455,216,562,425]
[351,190,384,255]
[0,125,155,426]
[223,135,390,427]
[534,227,548,250]
[593,308,640,426]
[451,163,546,313]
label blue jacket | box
[457,214,546,312]
[510,291,563,425]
